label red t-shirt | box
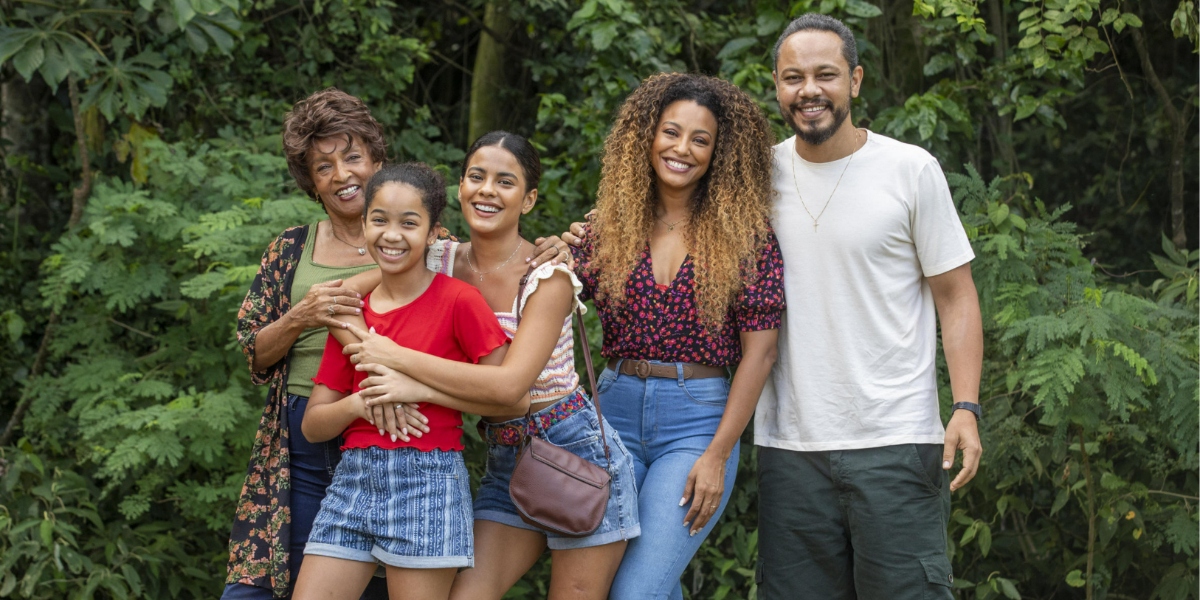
[312,273,509,451]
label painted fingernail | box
[679,497,687,507]
[378,429,385,436]
[530,261,537,267]
[690,530,697,537]
[390,434,397,442]
[943,461,951,469]
[355,308,361,314]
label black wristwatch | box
[952,402,981,421]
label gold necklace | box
[656,212,689,232]
[790,129,861,232]
[328,222,367,255]
[465,239,524,282]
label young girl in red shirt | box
[292,163,510,600]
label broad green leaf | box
[1050,489,1070,515]
[845,0,884,18]
[717,37,758,60]
[173,0,198,30]
[12,43,45,82]
[998,577,1021,599]
[1065,569,1086,587]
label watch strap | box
[951,401,981,421]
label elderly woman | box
[221,88,389,600]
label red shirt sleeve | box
[312,333,355,393]
[451,286,510,364]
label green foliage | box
[0,0,1195,598]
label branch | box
[1130,27,1183,129]
[67,75,90,228]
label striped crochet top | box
[428,240,585,405]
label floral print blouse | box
[226,225,308,596]
[570,224,786,367]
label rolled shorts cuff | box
[304,542,473,569]
[303,541,376,564]
[474,510,641,550]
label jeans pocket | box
[680,377,731,406]
[595,369,618,396]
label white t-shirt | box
[755,131,975,452]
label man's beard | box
[781,99,850,145]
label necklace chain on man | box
[466,239,524,282]
[791,129,861,232]
[329,223,367,255]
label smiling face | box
[649,100,718,199]
[363,181,438,276]
[458,144,536,238]
[773,30,863,146]
[308,134,382,221]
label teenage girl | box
[292,163,511,600]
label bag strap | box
[514,264,612,464]
[572,304,611,464]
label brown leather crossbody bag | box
[508,267,612,536]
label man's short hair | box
[773,13,859,72]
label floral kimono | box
[226,225,309,596]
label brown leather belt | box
[608,358,726,380]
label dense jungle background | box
[0,0,1197,598]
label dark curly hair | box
[364,162,448,227]
[589,72,775,331]
[282,88,387,203]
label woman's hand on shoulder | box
[340,323,405,368]
[560,209,596,247]
[530,236,574,269]
[288,279,365,331]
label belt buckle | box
[633,359,652,378]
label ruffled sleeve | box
[733,229,786,332]
[426,239,459,276]
[517,262,587,318]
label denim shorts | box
[474,392,641,550]
[306,446,473,568]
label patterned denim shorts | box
[305,446,473,568]
[474,392,641,550]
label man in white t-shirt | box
[754,14,984,600]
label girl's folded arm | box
[302,383,366,443]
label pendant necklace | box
[329,223,367,255]
[791,129,861,232]
[466,239,524,282]
[657,212,688,232]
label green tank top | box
[286,223,377,397]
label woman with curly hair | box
[566,72,784,598]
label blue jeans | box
[221,394,388,600]
[601,362,740,600]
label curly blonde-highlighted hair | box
[590,73,775,331]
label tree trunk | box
[467,0,513,145]
[987,0,1019,176]
[1130,26,1187,249]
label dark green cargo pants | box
[756,444,954,600]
